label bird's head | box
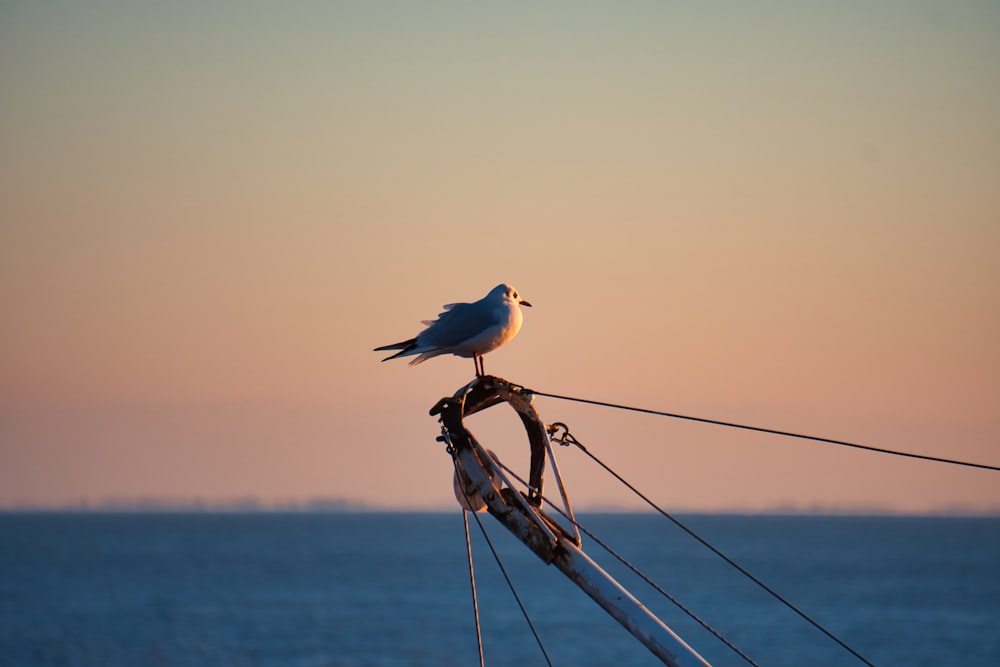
[493,283,531,308]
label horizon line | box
[2,498,999,518]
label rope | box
[554,427,877,667]
[463,511,486,667]
[492,457,760,667]
[526,388,1000,472]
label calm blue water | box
[1,513,997,667]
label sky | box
[1,1,998,513]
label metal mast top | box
[431,375,712,667]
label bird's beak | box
[520,299,532,307]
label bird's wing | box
[417,301,501,348]
[420,301,462,326]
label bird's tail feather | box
[373,338,418,361]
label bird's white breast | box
[453,300,522,357]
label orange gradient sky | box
[2,2,998,512]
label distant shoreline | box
[2,504,998,518]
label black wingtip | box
[374,338,418,362]
[373,338,417,353]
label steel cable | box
[451,454,554,667]
[492,458,760,667]
[554,428,876,667]
[525,388,999,472]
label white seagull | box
[374,283,532,377]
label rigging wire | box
[550,425,877,667]
[525,388,1000,472]
[492,457,760,667]
[463,511,486,667]
[466,506,555,667]
[451,455,554,667]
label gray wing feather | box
[417,302,500,347]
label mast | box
[431,376,712,667]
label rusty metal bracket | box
[431,375,561,562]
[430,375,712,666]
[431,374,547,504]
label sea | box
[1,512,997,667]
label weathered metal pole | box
[550,538,709,667]
[431,377,712,667]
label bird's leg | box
[474,354,484,377]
